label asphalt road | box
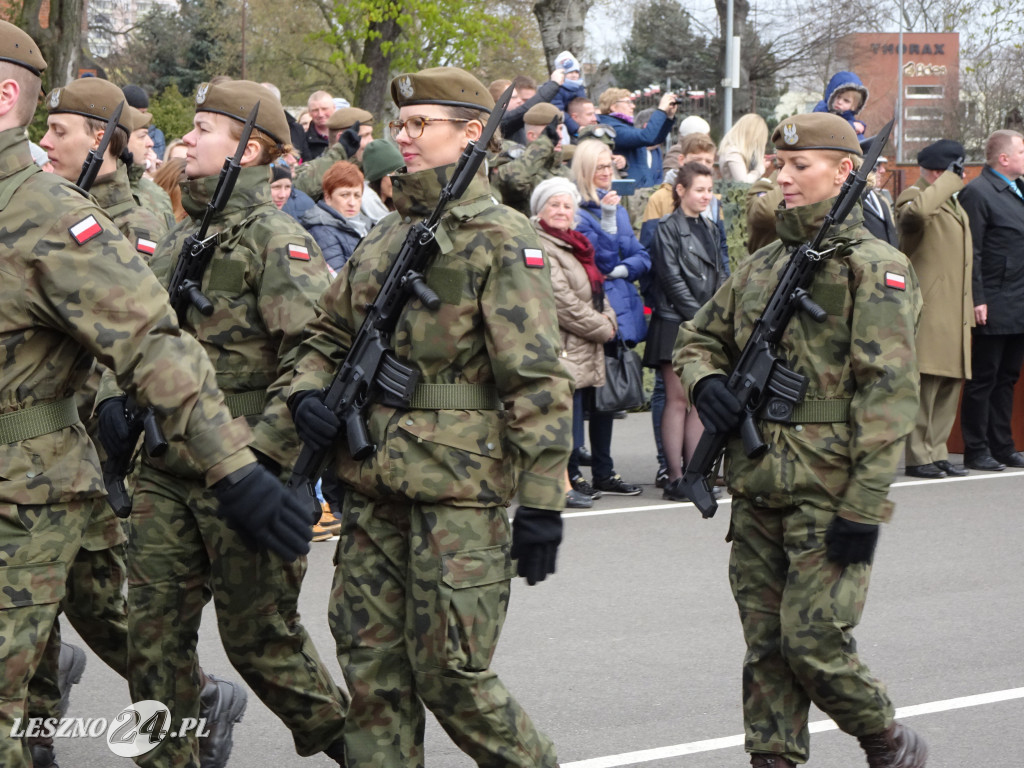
[55,412,1023,767]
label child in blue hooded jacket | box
[813,71,868,135]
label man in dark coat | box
[957,129,1024,470]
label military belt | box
[407,383,501,410]
[789,398,851,423]
[0,397,81,444]
[225,390,267,418]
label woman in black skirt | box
[643,161,727,500]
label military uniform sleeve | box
[252,228,331,468]
[745,175,781,254]
[293,142,351,201]
[493,136,558,205]
[838,250,922,524]
[480,228,573,511]
[895,172,963,254]
[33,205,254,485]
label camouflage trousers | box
[27,503,129,721]
[127,464,347,768]
[0,498,97,768]
[330,493,557,768]
[728,496,894,764]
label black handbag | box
[593,338,645,413]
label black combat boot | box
[198,674,248,768]
[857,721,928,768]
[750,754,795,767]
[29,737,58,768]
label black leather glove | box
[693,375,744,434]
[510,506,562,586]
[214,463,312,561]
[97,396,133,464]
[947,156,965,178]
[290,389,340,451]
[825,516,880,566]
[543,116,561,144]
[338,121,362,158]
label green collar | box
[391,163,492,220]
[775,195,865,247]
[180,164,271,219]
[0,127,34,180]
[90,164,135,211]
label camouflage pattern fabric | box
[676,197,921,764]
[127,465,346,767]
[27,161,168,723]
[717,178,754,273]
[292,163,571,765]
[490,135,569,216]
[126,163,344,766]
[0,125,254,768]
[293,141,353,201]
[128,161,176,229]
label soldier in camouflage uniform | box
[292,106,374,201]
[125,106,176,229]
[0,22,311,768]
[675,114,928,768]
[94,79,349,768]
[490,102,569,215]
[32,78,250,768]
[290,67,572,768]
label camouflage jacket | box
[676,198,922,524]
[146,164,330,475]
[490,135,569,215]
[0,126,253,504]
[92,164,168,259]
[128,162,175,229]
[293,141,353,201]
[293,164,573,511]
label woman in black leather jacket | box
[643,161,727,500]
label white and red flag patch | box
[884,271,906,291]
[136,237,156,255]
[69,215,102,245]
[288,243,310,261]
[523,248,545,268]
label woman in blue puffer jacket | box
[595,87,678,188]
[567,138,649,498]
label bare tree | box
[11,0,85,90]
[533,0,595,70]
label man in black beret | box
[896,139,973,478]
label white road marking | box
[565,469,1024,519]
[561,687,1024,767]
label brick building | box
[835,32,960,162]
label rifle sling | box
[0,397,80,444]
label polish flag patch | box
[69,215,102,245]
[136,237,156,255]
[288,243,310,261]
[523,248,545,268]
[884,271,906,291]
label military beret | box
[127,105,152,132]
[523,103,562,127]
[917,139,965,170]
[362,139,404,183]
[122,84,149,109]
[0,20,46,75]
[391,67,494,113]
[328,106,374,132]
[577,123,616,148]
[194,79,289,146]
[46,78,130,136]
[772,113,862,156]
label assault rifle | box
[166,102,259,325]
[76,100,125,192]
[677,118,895,519]
[285,85,515,513]
[102,396,168,518]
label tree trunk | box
[532,0,592,71]
[18,0,85,91]
[353,15,401,119]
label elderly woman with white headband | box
[530,177,619,507]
